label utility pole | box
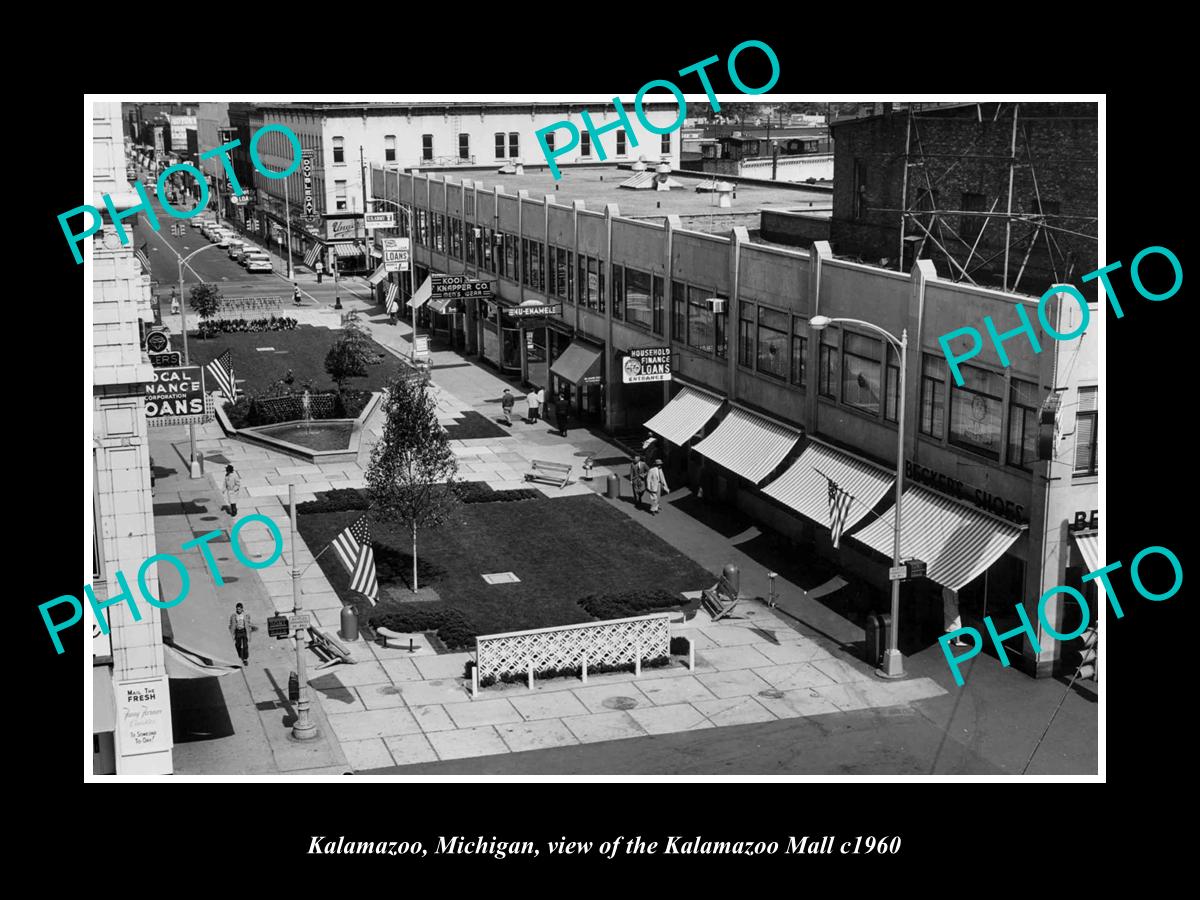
[289,483,318,741]
[283,171,293,281]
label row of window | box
[330,131,674,167]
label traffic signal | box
[1076,626,1097,680]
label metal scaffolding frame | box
[885,103,1097,293]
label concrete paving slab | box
[628,703,714,735]
[378,658,425,682]
[426,725,509,760]
[570,682,652,714]
[356,682,410,710]
[561,710,648,744]
[496,719,581,753]
[696,644,777,671]
[636,675,719,706]
[695,668,775,698]
[326,707,422,742]
[691,695,778,727]
[751,640,836,665]
[810,657,876,684]
[699,627,769,648]
[411,704,458,733]
[310,682,367,714]
[383,733,440,766]
[342,738,395,771]
[753,662,838,691]
[807,683,877,712]
[315,660,390,688]
[445,698,524,729]
[754,687,842,719]
[508,690,591,721]
[397,678,472,706]
[412,653,473,680]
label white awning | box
[367,264,388,286]
[643,386,723,446]
[852,486,1024,591]
[407,276,432,309]
[762,439,894,532]
[1072,530,1100,572]
[693,406,801,485]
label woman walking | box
[223,464,242,517]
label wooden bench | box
[376,626,421,652]
[307,625,355,669]
[525,459,571,488]
[701,574,742,622]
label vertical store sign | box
[302,150,316,221]
[114,676,173,757]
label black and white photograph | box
[72,88,1120,786]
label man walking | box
[229,602,252,666]
[293,283,303,306]
[526,387,540,424]
[630,454,648,510]
[315,259,324,283]
[554,391,570,437]
[223,464,242,517]
[646,458,668,515]
[500,388,515,426]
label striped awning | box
[852,486,1024,592]
[762,439,894,532]
[135,248,151,273]
[332,243,364,258]
[693,406,801,485]
[367,264,388,286]
[428,294,458,315]
[384,282,399,312]
[1072,530,1100,573]
[303,245,321,267]
[643,386,723,447]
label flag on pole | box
[331,515,379,605]
[134,246,151,273]
[827,478,853,549]
[205,350,237,403]
[385,282,399,314]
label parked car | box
[214,233,232,248]
[227,240,246,259]
[241,249,270,265]
[246,258,273,273]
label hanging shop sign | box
[622,346,672,383]
[383,237,409,273]
[507,302,561,318]
[145,366,207,425]
[149,351,182,368]
[144,329,170,354]
[431,274,493,301]
[325,216,362,240]
[364,212,396,230]
[114,676,172,757]
[301,150,316,221]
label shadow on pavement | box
[170,677,236,742]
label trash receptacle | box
[722,563,740,596]
[864,613,890,668]
[197,451,205,475]
[606,473,619,499]
[288,671,300,703]
[340,605,359,642]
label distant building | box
[829,102,1098,297]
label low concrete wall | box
[213,391,381,464]
[760,209,832,248]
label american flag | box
[385,282,399,314]
[331,515,378,605]
[205,350,237,402]
[827,479,853,549]
[134,246,151,273]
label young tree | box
[188,283,223,336]
[324,311,374,393]
[365,372,459,593]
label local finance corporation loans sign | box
[432,273,493,301]
[622,346,672,383]
[145,366,209,427]
[114,676,173,757]
[364,212,396,230]
[383,237,409,273]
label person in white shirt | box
[646,458,669,515]
[526,388,540,423]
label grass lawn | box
[170,325,402,395]
[297,492,712,648]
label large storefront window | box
[885,344,900,423]
[415,208,428,246]
[738,302,755,367]
[449,218,462,259]
[756,306,789,379]
[1074,386,1098,475]
[612,265,625,320]
[521,239,543,292]
[687,286,713,352]
[577,255,604,311]
[672,280,685,339]
[483,227,496,273]
[433,213,445,253]
[920,353,946,438]
[949,363,1003,460]
[466,224,476,265]
[1007,377,1041,471]
[714,293,727,358]
[791,317,806,386]
[818,327,839,398]
[842,331,882,414]
[627,268,657,330]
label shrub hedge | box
[296,488,371,514]
[576,588,684,621]
[197,316,298,336]
[470,654,671,687]
[457,481,540,504]
[224,389,371,428]
[368,605,477,652]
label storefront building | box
[370,164,1097,678]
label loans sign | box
[622,346,672,383]
[145,366,207,425]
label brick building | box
[829,102,1098,298]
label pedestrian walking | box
[315,259,324,283]
[223,464,242,517]
[630,454,648,509]
[293,283,303,306]
[229,602,252,666]
[500,388,515,426]
[944,587,967,648]
[646,458,668,515]
[554,392,570,437]
[526,387,540,424]
[536,387,546,419]
[169,291,180,315]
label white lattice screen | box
[475,614,671,683]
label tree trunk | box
[411,521,419,593]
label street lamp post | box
[810,315,909,679]
[172,240,224,478]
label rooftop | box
[419,164,832,221]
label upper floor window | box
[580,130,591,157]
[948,362,1003,460]
[920,353,945,438]
[756,306,789,380]
[1074,386,1098,476]
[616,130,627,156]
[1008,377,1041,471]
[508,132,519,159]
[494,133,505,159]
[384,135,396,163]
[422,134,433,161]
[334,179,347,212]
[459,134,470,160]
[841,331,882,414]
[332,136,345,165]
[661,133,671,155]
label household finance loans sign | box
[622,346,672,383]
[145,366,208,426]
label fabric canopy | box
[550,341,603,385]
[332,243,363,258]
[643,386,723,447]
[428,294,458,315]
[407,276,432,309]
[762,439,894,532]
[1072,530,1100,573]
[93,666,116,733]
[160,601,242,680]
[163,642,241,679]
[852,486,1024,591]
[693,406,801,485]
[367,264,388,286]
